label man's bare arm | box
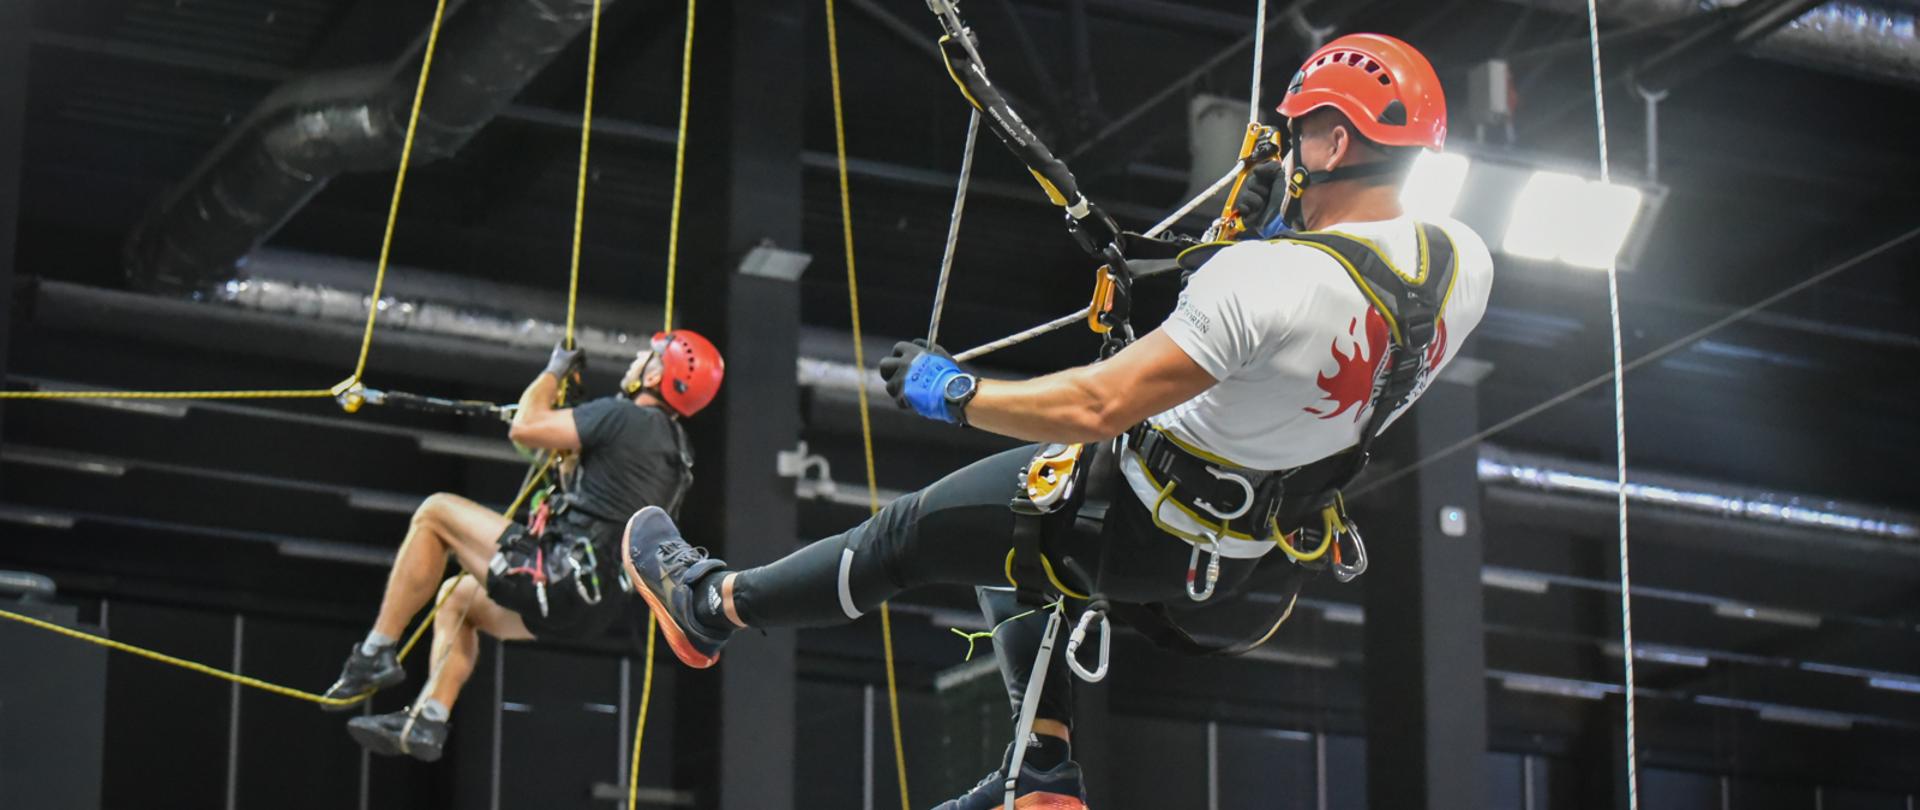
[965,329,1218,443]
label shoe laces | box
[659,540,710,571]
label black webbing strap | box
[665,416,694,519]
[1281,223,1459,490]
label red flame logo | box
[1425,318,1450,369]
[1306,309,1390,422]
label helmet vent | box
[1377,100,1408,126]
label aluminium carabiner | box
[1065,606,1111,682]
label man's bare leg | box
[422,576,533,711]
[371,493,513,640]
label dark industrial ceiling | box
[4,0,1919,803]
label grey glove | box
[1232,161,1288,238]
[543,343,585,381]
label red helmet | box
[1276,33,1446,152]
[652,329,724,417]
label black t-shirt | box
[566,396,690,523]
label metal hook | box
[1065,607,1110,682]
[1187,540,1222,602]
[1193,467,1255,521]
[1331,522,1369,583]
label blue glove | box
[878,340,967,425]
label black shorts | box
[485,511,629,640]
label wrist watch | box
[942,373,980,425]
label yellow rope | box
[3,0,451,403]
[353,0,451,382]
[661,0,697,334]
[0,607,370,706]
[626,2,693,803]
[553,9,657,809]
[0,388,337,400]
[627,614,657,810]
[826,0,910,806]
[565,0,603,350]
[0,451,555,708]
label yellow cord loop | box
[825,0,910,806]
[1,0,452,403]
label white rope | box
[929,110,982,346]
[1584,2,1639,809]
[1249,0,1269,124]
[1146,163,1244,239]
[954,310,1087,363]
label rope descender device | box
[1203,122,1288,243]
[333,380,518,422]
[1016,443,1088,514]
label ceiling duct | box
[1514,0,1920,88]
[1478,446,1920,544]
[124,0,617,294]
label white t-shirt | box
[1120,215,1495,556]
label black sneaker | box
[933,750,1088,810]
[621,506,730,669]
[346,709,448,762]
[320,643,405,711]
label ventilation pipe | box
[125,0,618,294]
[1510,0,1920,88]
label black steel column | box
[1362,374,1488,810]
[676,1,807,808]
[0,0,28,466]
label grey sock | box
[416,698,450,723]
[360,631,396,657]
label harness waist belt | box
[1129,426,1353,538]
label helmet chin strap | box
[1278,146,1410,232]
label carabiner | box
[571,539,603,605]
[1065,606,1110,682]
[1087,266,1116,334]
[1331,522,1369,583]
[1187,539,1222,602]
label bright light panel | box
[1503,170,1645,269]
[1399,150,1470,219]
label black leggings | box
[730,445,1273,728]
[730,444,1265,627]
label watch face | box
[944,374,976,401]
